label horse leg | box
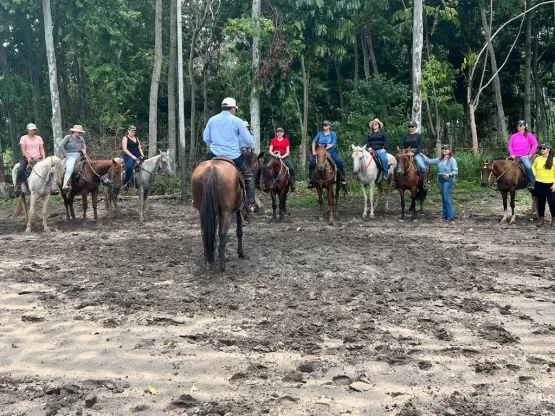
[375,183,382,211]
[20,194,29,229]
[26,193,37,233]
[334,181,340,215]
[271,191,277,222]
[92,188,99,221]
[369,182,375,218]
[328,185,335,222]
[500,190,508,222]
[69,193,77,219]
[139,187,145,222]
[280,193,287,221]
[81,190,88,220]
[236,210,244,258]
[317,187,324,221]
[510,190,517,224]
[142,189,150,221]
[218,214,231,272]
[361,182,368,218]
[105,187,111,211]
[410,188,417,220]
[41,195,51,231]
[399,189,405,220]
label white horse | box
[133,151,173,222]
[351,145,396,218]
[12,156,62,232]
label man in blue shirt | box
[203,97,256,210]
[308,120,347,188]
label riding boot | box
[14,182,22,197]
[537,216,545,227]
[307,171,314,189]
[423,170,430,190]
[289,175,296,192]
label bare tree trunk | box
[203,67,209,126]
[42,0,63,157]
[533,32,547,141]
[411,0,423,131]
[148,0,163,157]
[0,43,18,165]
[353,33,359,88]
[365,22,379,75]
[167,0,177,165]
[334,59,346,121]
[481,8,508,143]
[251,0,261,153]
[524,0,532,126]
[300,55,310,173]
[189,59,197,159]
[361,32,370,80]
[177,0,187,202]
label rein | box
[30,157,56,184]
[396,154,415,177]
[359,148,375,171]
[84,153,104,179]
[313,152,335,186]
[137,155,163,176]
[488,159,515,181]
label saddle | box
[510,157,527,176]
[24,159,40,179]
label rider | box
[14,123,46,197]
[203,97,257,211]
[308,120,347,189]
[269,127,295,192]
[509,119,537,191]
[364,118,390,181]
[122,125,145,191]
[402,121,429,189]
[60,125,87,190]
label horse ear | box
[258,151,265,160]
[396,145,400,153]
[112,158,117,165]
[351,144,355,150]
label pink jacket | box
[509,132,537,157]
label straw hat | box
[69,125,86,133]
[369,118,383,129]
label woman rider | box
[365,118,390,181]
[402,121,429,189]
[308,120,347,188]
[122,125,145,191]
[269,127,295,192]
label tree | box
[177,0,187,202]
[251,0,261,153]
[411,0,423,131]
[148,0,163,157]
[168,0,177,166]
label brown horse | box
[480,158,537,223]
[395,147,428,220]
[103,157,125,213]
[261,157,290,221]
[313,145,342,222]
[192,159,244,272]
[59,158,123,221]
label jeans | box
[518,156,535,185]
[16,157,29,185]
[438,177,454,220]
[309,149,346,179]
[375,150,389,176]
[280,157,295,177]
[207,152,255,205]
[123,153,138,185]
[534,181,555,217]
[63,152,80,184]
[414,153,427,172]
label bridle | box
[484,159,514,182]
[264,157,288,188]
[29,156,57,184]
[354,148,375,171]
[137,155,165,176]
[396,153,415,177]
[313,148,335,185]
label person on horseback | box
[402,121,429,189]
[60,125,87,190]
[509,119,537,191]
[364,118,390,181]
[203,97,257,211]
[122,125,145,191]
[14,123,45,197]
[268,127,295,192]
[308,120,347,189]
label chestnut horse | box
[480,158,537,223]
[103,157,124,213]
[58,157,123,221]
[395,147,428,220]
[192,159,244,272]
[313,145,342,222]
[261,157,290,221]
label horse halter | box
[354,148,375,171]
[396,153,414,176]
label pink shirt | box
[509,132,537,157]
[19,135,44,159]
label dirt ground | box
[1,189,555,416]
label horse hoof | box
[25,228,31,233]
[370,213,375,218]
[319,216,324,221]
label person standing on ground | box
[423,144,458,222]
[531,143,555,227]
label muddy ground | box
[1,188,555,416]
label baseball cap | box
[128,125,137,131]
[26,123,38,131]
[408,121,417,128]
[221,97,238,109]
[517,120,526,126]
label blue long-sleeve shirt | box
[203,111,255,159]
[424,156,459,176]
[313,131,338,149]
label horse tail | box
[14,197,23,218]
[201,167,219,264]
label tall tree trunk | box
[189,52,197,159]
[353,33,359,89]
[533,32,547,141]
[251,0,261,153]
[481,8,508,144]
[203,67,209,127]
[361,32,370,80]
[524,0,532,126]
[0,43,18,165]
[42,0,63,157]
[177,0,187,202]
[149,0,163,157]
[334,59,346,121]
[167,0,177,166]
[411,0,423,131]
[365,22,379,75]
[300,55,310,173]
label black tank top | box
[125,137,141,156]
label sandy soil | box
[1,190,554,416]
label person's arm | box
[414,134,422,154]
[328,132,337,150]
[20,141,31,163]
[269,142,275,157]
[137,140,144,157]
[382,131,389,152]
[80,138,87,155]
[203,122,212,146]
[39,143,46,159]
[451,158,459,176]
[508,135,515,157]
[529,133,538,156]
[283,139,290,158]
[59,136,69,157]
[238,119,255,149]
[312,134,318,155]
[424,156,439,165]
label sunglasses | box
[322,124,330,127]
[408,125,416,128]
[540,147,550,150]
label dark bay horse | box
[481,158,537,223]
[103,157,124,213]
[395,147,428,220]
[192,159,244,272]
[313,145,341,222]
[59,158,123,221]
[261,157,290,221]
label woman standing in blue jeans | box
[423,144,458,222]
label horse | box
[102,157,124,213]
[313,145,342,222]
[191,158,244,272]
[481,157,537,223]
[261,156,290,222]
[351,145,396,218]
[395,147,428,220]
[133,151,173,222]
[12,156,62,232]
[58,157,123,221]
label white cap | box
[221,97,238,109]
[26,123,38,131]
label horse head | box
[107,158,124,188]
[315,145,328,172]
[159,150,174,176]
[481,159,493,187]
[396,147,413,176]
[351,145,364,173]
[261,158,280,189]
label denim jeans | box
[281,157,295,177]
[123,153,136,185]
[206,152,255,205]
[375,150,389,176]
[309,149,345,178]
[438,177,454,220]
[414,153,427,172]
[63,152,80,184]
[518,156,534,185]
[16,157,29,185]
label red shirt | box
[270,137,290,156]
